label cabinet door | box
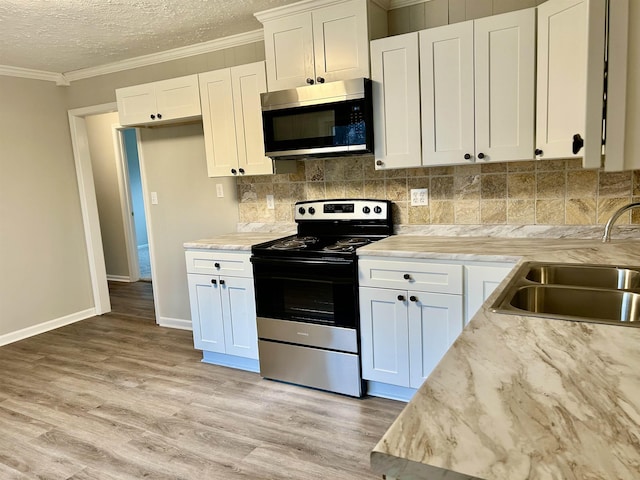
[154,75,201,122]
[199,68,240,177]
[116,83,157,126]
[187,274,225,353]
[420,22,475,166]
[464,265,513,325]
[220,276,258,360]
[408,292,463,389]
[371,33,421,170]
[264,13,315,91]
[359,287,410,387]
[536,0,606,167]
[232,62,273,176]
[474,9,535,163]
[312,0,370,84]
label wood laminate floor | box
[0,281,404,479]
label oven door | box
[251,256,358,329]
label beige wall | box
[86,112,129,278]
[0,76,93,338]
[139,125,238,324]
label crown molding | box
[256,0,366,22]
[389,0,434,9]
[64,29,264,82]
[0,65,69,86]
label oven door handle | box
[250,256,353,268]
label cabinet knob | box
[572,133,584,154]
[211,279,217,285]
[409,295,418,302]
[219,279,225,286]
[316,77,325,84]
[306,78,315,85]
[397,295,405,301]
[464,153,472,160]
[376,160,383,166]
[150,114,156,120]
[535,148,543,156]
[231,168,237,175]
[239,168,245,174]
[214,262,220,268]
[157,113,162,119]
[477,152,485,159]
[403,273,411,280]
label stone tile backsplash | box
[236,157,640,226]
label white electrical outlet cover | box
[266,194,275,210]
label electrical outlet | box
[150,192,158,205]
[410,188,429,206]
[266,194,275,210]
[216,184,224,198]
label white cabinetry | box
[199,62,273,178]
[370,32,421,170]
[185,250,258,370]
[257,0,371,91]
[116,75,201,127]
[420,9,535,166]
[464,264,513,325]
[359,258,463,390]
[535,0,606,168]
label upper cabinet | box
[420,8,535,166]
[372,8,535,170]
[257,0,381,91]
[535,0,606,168]
[199,62,273,178]
[116,75,201,127]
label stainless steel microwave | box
[260,78,373,159]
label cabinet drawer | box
[359,258,462,294]
[185,250,252,277]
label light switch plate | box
[216,184,224,198]
[266,194,275,210]
[150,192,158,205]
[410,188,429,206]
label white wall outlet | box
[150,192,158,205]
[266,194,275,210]
[410,188,429,206]
[216,184,224,198]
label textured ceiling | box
[0,0,300,73]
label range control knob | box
[363,206,371,214]
[374,206,382,214]
[308,207,316,215]
[298,207,306,215]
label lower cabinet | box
[359,256,515,399]
[360,287,462,389]
[185,250,258,371]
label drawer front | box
[359,258,462,294]
[185,250,251,277]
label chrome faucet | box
[602,202,640,242]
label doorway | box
[68,103,158,321]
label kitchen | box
[1,0,639,478]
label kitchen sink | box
[525,264,640,290]
[492,262,640,327]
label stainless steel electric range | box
[250,199,393,397]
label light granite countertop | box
[183,232,292,251]
[364,235,640,480]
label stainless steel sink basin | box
[507,285,640,325]
[525,264,640,290]
[492,262,640,327]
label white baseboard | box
[107,275,131,282]
[157,317,192,331]
[0,308,96,347]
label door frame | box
[112,126,141,282]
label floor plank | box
[0,281,404,479]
